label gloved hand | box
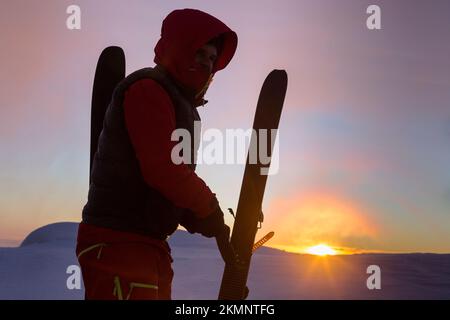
[179,201,227,238]
[193,205,227,238]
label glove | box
[179,200,227,238]
[193,205,227,238]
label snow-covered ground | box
[0,222,449,299]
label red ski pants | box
[76,222,174,300]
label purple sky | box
[1,0,449,253]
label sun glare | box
[306,244,337,256]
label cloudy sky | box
[1,0,449,253]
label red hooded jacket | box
[123,9,238,218]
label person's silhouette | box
[76,8,238,300]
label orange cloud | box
[260,190,380,254]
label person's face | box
[192,43,218,75]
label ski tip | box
[95,46,126,78]
[270,69,287,77]
[100,46,125,58]
[267,69,288,85]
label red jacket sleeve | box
[123,78,216,218]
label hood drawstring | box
[195,73,214,107]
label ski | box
[217,69,288,300]
[90,46,125,183]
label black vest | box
[82,66,201,240]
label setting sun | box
[306,244,337,256]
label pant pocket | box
[113,276,159,300]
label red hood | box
[154,9,238,105]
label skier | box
[76,8,238,300]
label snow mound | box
[20,222,78,247]
[18,222,286,255]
